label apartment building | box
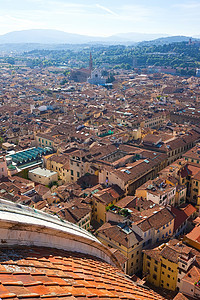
[97,221,143,275]
[57,200,91,231]
[183,144,200,165]
[99,153,167,196]
[91,185,124,225]
[28,167,58,186]
[178,162,200,209]
[135,177,176,206]
[96,199,174,275]
[143,240,196,291]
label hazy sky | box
[0,0,200,36]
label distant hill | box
[0,29,175,45]
[110,32,169,42]
[138,35,199,46]
[0,29,97,44]
[0,30,199,51]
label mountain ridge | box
[0,29,197,45]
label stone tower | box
[89,52,93,75]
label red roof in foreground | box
[0,246,165,300]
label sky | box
[0,0,200,37]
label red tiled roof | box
[173,292,193,300]
[179,203,196,217]
[0,247,165,300]
[171,204,196,232]
[185,224,200,243]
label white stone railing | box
[0,198,121,269]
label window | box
[177,278,180,283]
[167,274,170,278]
[167,283,169,287]
[147,262,150,268]
[162,264,166,269]
[131,254,134,258]
[77,172,80,178]
[168,267,171,271]
[147,255,151,260]
[153,274,157,280]
[71,170,73,176]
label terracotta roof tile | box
[0,247,165,300]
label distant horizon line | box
[0,29,199,38]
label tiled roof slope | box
[0,246,165,300]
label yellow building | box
[143,240,195,291]
[97,222,143,275]
[178,162,200,209]
[190,173,200,209]
[44,150,97,185]
[45,154,70,183]
[91,185,124,225]
[165,176,187,206]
